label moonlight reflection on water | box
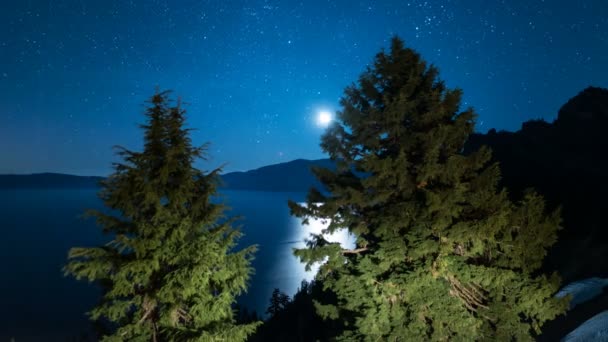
[273,204,356,297]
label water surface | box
[0,188,329,341]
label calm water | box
[0,188,342,341]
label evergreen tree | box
[248,280,341,342]
[265,288,290,318]
[289,37,567,341]
[65,91,259,341]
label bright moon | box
[316,110,333,127]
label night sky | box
[1,1,606,176]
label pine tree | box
[265,288,290,318]
[289,37,567,341]
[65,91,260,341]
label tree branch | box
[341,247,369,254]
[137,307,153,325]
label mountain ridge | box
[0,158,334,192]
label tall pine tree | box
[289,37,567,341]
[65,91,259,341]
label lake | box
[0,188,353,341]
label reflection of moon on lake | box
[272,204,355,296]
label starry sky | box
[1,0,607,176]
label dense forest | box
[63,38,608,341]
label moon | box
[316,110,333,127]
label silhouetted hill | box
[221,158,335,192]
[557,86,608,125]
[464,87,608,340]
[0,173,104,189]
[464,85,608,284]
[0,159,335,192]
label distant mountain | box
[0,159,335,192]
[0,173,104,189]
[221,158,335,192]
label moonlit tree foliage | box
[64,91,259,341]
[289,37,567,341]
